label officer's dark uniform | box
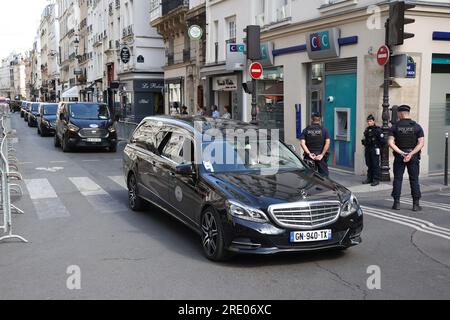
[362,115,385,186]
[389,106,425,211]
[300,118,330,177]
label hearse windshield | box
[201,138,305,173]
[69,104,110,120]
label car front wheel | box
[201,209,232,262]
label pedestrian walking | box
[362,115,385,186]
[388,105,425,212]
[300,112,331,177]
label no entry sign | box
[250,62,263,79]
[377,45,390,66]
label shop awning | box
[61,86,79,99]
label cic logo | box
[310,31,330,51]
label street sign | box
[250,62,263,79]
[120,47,131,64]
[377,45,390,66]
[391,54,416,78]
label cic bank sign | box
[306,28,341,60]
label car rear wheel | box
[201,209,232,262]
[128,173,146,211]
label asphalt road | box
[0,114,449,300]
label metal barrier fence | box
[0,104,27,243]
[117,120,139,143]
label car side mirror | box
[176,163,195,176]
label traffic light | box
[388,1,416,46]
[244,25,262,61]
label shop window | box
[311,63,324,85]
[334,108,351,141]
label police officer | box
[300,112,331,177]
[362,115,385,186]
[388,105,425,212]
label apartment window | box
[227,17,236,41]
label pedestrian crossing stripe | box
[69,177,109,196]
[23,176,129,220]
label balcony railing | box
[122,25,134,38]
[162,0,189,16]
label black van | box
[55,102,118,152]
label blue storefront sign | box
[406,62,416,78]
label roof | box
[143,116,260,134]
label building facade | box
[151,0,207,115]
[116,0,165,122]
[204,0,450,176]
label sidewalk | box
[329,168,450,197]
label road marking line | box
[50,161,67,164]
[82,160,101,162]
[364,210,450,241]
[109,176,127,190]
[25,179,58,200]
[362,206,450,236]
[69,177,108,196]
[400,199,450,211]
[32,198,71,220]
[362,206,450,234]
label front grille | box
[268,201,341,230]
[78,128,109,138]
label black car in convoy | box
[55,102,118,152]
[20,101,28,118]
[27,102,41,127]
[24,102,33,122]
[123,117,364,261]
[37,103,58,136]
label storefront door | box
[324,73,357,169]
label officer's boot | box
[412,199,422,212]
[392,199,401,210]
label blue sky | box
[0,0,50,58]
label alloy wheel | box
[128,175,137,209]
[202,212,219,257]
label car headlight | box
[108,126,116,133]
[341,194,361,217]
[226,200,269,223]
[68,124,80,132]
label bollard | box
[445,132,448,186]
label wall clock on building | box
[188,25,203,40]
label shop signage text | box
[213,76,238,91]
[120,47,131,64]
[306,28,341,60]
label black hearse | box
[123,116,364,261]
[37,103,58,136]
[55,102,118,152]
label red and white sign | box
[249,62,263,79]
[377,45,390,66]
